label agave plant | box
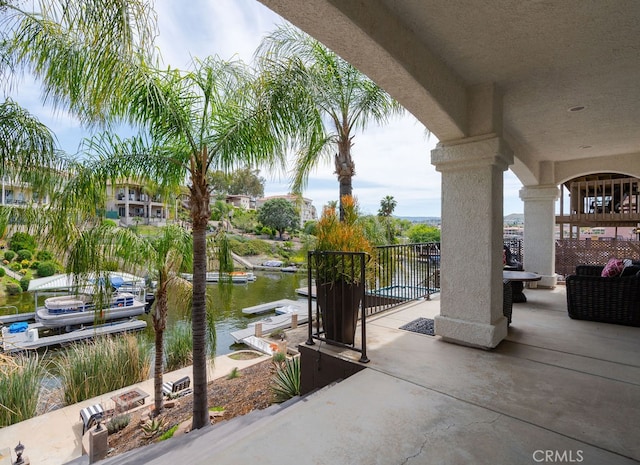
[141,417,165,439]
[270,356,301,403]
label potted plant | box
[312,195,373,344]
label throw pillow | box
[601,258,624,277]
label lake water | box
[0,270,309,356]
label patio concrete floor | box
[2,285,638,465]
[93,285,640,465]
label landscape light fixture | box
[95,413,104,431]
[14,441,25,464]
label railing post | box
[306,251,314,346]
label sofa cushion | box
[601,258,624,277]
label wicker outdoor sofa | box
[566,263,640,327]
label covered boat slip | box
[27,272,147,312]
[1,319,147,353]
[27,271,147,302]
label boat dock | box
[296,286,316,298]
[1,319,147,353]
[0,312,36,324]
[230,312,309,344]
[241,298,306,315]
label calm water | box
[0,270,309,356]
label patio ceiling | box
[258,0,640,184]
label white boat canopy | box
[28,272,145,292]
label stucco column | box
[431,136,513,349]
[519,185,560,288]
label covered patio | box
[259,0,640,349]
[94,287,640,465]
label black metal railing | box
[365,242,441,317]
[306,240,531,358]
[306,243,442,360]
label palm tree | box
[4,2,287,429]
[59,55,288,429]
[0,0,156,239]
[1,0,157,124]
[0,100,61,193]
[143,225,193,414]
[378,195,397,217]
[256,24,404,219]
[65,222,193,414]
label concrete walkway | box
[93,287,639,465]
[0,352,270,465]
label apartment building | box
[105,181,169,227]
[0,177,49,206]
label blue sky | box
[9,0,525,217]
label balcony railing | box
[306,243,442,359]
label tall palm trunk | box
[153,328,164,413]
[190,162,211,429]
[335,136,355,220]
[152,286,168,414]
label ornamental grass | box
[0,353,44,426]
[56,334,151,405]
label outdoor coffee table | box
[111,387,149,412]
[503,270,541,303]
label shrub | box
[9,262,22,272]
[30,261,40,269]
[0,267,5,277]
[36,250,53,261]
[36,261,57,278]
[227,367,240,379]
[21,259,30,269]
[4,250,15,261]
[159,424,178,441]
[17,249,32,261]
[19,277,30,291]
[106,414,131,435]
[5,282,22,295]
[9,232,36,253]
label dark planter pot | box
[316,280,364,345]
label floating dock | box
[241,298,306,315]
[230,312,309,344]
[295,286,316,298]
[1,319,147,353]
[0,312,35,325]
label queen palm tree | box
[58,55,288,429]
[0,99,61,195]
[5,2,288,429]
[0,0,156,235]
[256,24,404,219]
[65,222,193,414]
